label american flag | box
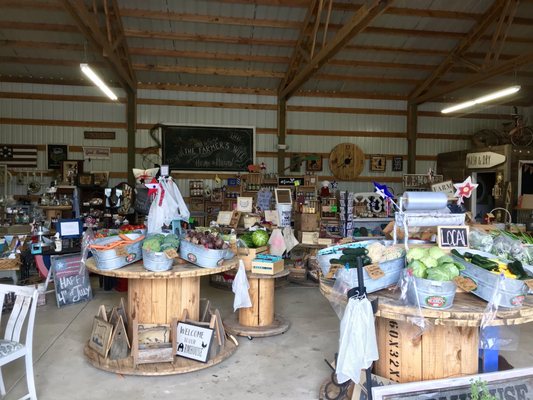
[0,145,38,168]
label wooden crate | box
[251,259,284,275]
[238,246,268,271]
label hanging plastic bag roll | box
[404,191,448,210]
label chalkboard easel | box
[50,253,92,308]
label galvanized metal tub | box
[91,233,144,270]
[179,240,235,268]
[406,274,457,310]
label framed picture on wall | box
[392,156,403,172]
[370,155,386,172]
[47,145,68,169]
[306,154,323,172]
[92,171,110,187]
[62,160,83,186]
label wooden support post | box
[407,103,417,174]
[277,98,287,175]
[127,89,136,186]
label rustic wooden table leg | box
[239,277,260,326]
[258,278,274,326]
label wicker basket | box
[0,255,21,270]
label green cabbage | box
[407,247,427,262]
[142,236,162,252]
[429,247,446,261]
[426,264,459,281]
[437,255,454,266]
[409,260,427,279]
[161,234,180,250]
[421,256,438,268]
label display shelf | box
[353,217,393,222]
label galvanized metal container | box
[452,249,528,308]
[91,233,144,270]
[142,249,174,272]
[179,240,235,268]
[406,274,457,310]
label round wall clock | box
[329,143,365,181]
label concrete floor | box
[3,279,533,400]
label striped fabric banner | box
[0,145,38,168]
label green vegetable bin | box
[406,273,457,310]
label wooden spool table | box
[370,289,533,383]
[85,257,239,376]
[224,268,290,338]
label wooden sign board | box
[431,180,454,196]
[84,131,116,140]
[466,151,506,169]
[217,210,233,226]
[264,210,279,225]
[437,226,469,249]
[237,196,253,212]
[278,177,304,186]
[176,321,214,363]
[403,174,443,189]
[371,367,533,400]
[51,253,92,308]
[89,317,114,357]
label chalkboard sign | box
[437,225,469,249]
[51,253,92,308]
[278,177,304,186]
[161,125,254,172]
[176,321,214,363]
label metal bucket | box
[179,240,235,268]
[451,249,528,308]
[142,249,174,272]
[91,233,143,270]
[406,274,457,310]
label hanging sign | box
[466,151,505,169]
[402,174,443,189]
[278,177,304,186]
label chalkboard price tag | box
[524,279,533,291]
[115,246,129,257]
[365,264,385,280]
[164,248,179,259]
[437,226,469,249]
[453,276,477,292]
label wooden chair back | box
[0,284,39,346]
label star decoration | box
[373,181,394,199]
[145,177,159,198]
[453,176,478,205]
[331,180,338,190]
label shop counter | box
[369,289,533,383]
[84,257,239,376]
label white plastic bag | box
[147,178,190,233]
[232,260,252,312]
[282,226,299,253]
[268,228,287,256]
[336,297,379,384]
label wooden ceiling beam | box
[59,0,136,92]
[409,1,504,101]
[279,0,391,100]
[414,52,533,104]
[484,0,519,67]
[133,63,284,79]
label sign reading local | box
[466,151,506,169]
[437,226,469,249]
[176,322,214,363]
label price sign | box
[453,276,477,292]
[365,264,385,280]
[524,279,533,291]
[115,246,128,257]
[437,226,469,249]
[164,248,179,259]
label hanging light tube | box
[441,85,521,114]
[80,63,118,101]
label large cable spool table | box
[84,257,239,375]
[224,268,290,338]
[370,289,533,383]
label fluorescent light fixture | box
[441,85,521,114]
[80,63,118,101]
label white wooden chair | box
[0,284,38,400]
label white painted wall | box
[0,82,511,197]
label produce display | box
[451,249,530,280]
[407,246,464,282]
[365,242,405,263]
[330,247,372,267]
[470,229,533,264]
[183,230,229,250]
[239,229,270,248]
[142,233,180,253]
[94,224,146,239]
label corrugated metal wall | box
[0,81,512,197]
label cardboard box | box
[294,213,319,231]
[317,238,333,246]
[251,255,284,275]
[298,231,319,244]
[519,194,533,209]
[238,246,268,271]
